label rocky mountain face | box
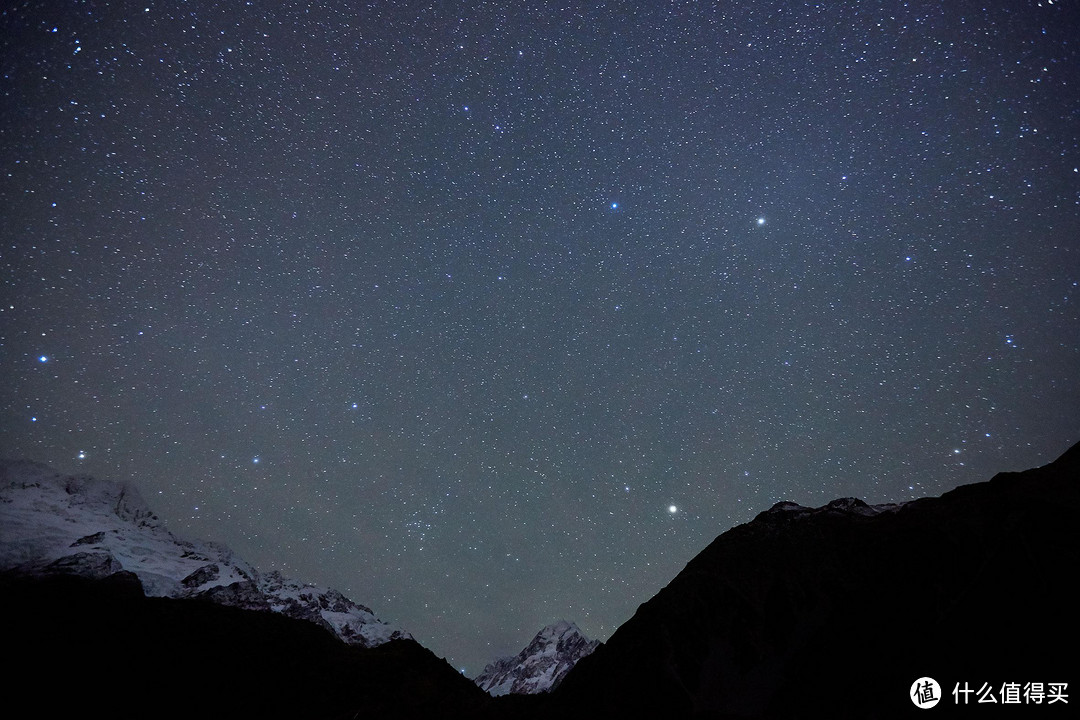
[550,442,1079,718]
[0,458,408,647]
[474,620,600,696]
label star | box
[3,0,1074,678]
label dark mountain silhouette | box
[0,570,494,719]
[2,443,1074,718]
[549,441,1078,718]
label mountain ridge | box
[1,444,1074,717]
[0,457,409,648]
[550,441,1079,717]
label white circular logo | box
[911,677,941,709]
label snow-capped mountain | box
[0,458,409,647]
[474,619,600,695]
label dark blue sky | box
[3,0,1078,673]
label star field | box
[2,1,1078,673]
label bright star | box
[39,355,48,363]
[611,202,619,210]
[756,217,766,226]
[668,505,678,514]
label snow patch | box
[0,459,410,647]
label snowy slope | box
[0,459,409,647]
[474,620,600,695]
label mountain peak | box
[474,619,600,696]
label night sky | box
[2,1,1078,674]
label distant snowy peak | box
[474,620,600,696]
[0,459,409,648]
